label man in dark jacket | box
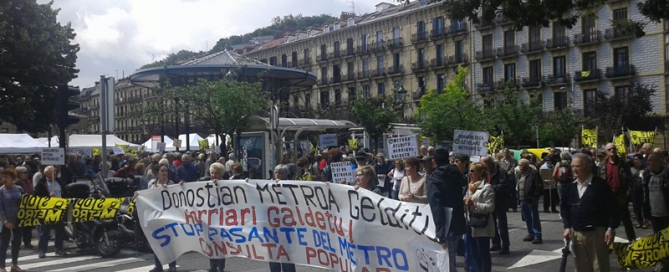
[562,153,619,271]
[518,158,544,244]
[598,142,636,241]
[483,156,510,254]
[176,154,198,182]
[427,148,467,272]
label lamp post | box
[395,81,407,118]
[533,125,540,148]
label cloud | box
[39,0,383,88]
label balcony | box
[369,41,385,53]
[573,69,602,82]
[412,87,427,101]
[496,45,520,58]
[604,27,634,41]
[449,23,467,35]
[475,50,495,61]
[605,65,635,79]
[476,83,493,93]
[370,68,384,78]
[521,76,543,88]
[411,32,428,44]
[545,36,569,50]
[573,31,601,46]
[411,61,429,72]
[387,65,404,75]
[388,37,404,49]
[299,58,311,66]
[494,78,519,90]
[316,54,328,63]
[430,57,448,69]
[345,48,356,57]
[525,40,544,54]
[543,74,570,86]
[329,51,342,59]
[448,54,469,66]
[357,71,371,80]
[474,20,494,30]
[430,28,446,39]
[330,76,342,84]
[357,45,370,55]
[343,73,355,82]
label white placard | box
[319,134,337,148]
[422,137,431,147]
[41,148,65,165]
[452,130,489,157]
[387,135,419,160]
[331,161,355,185]
[157,142,166,153]
[112,147,125,155]
[300,141,310,151]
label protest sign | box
[136,180,447,271]
[629,130,656,145]
[300,141,311,152]
[330,161,355,185]
[319,134,337,148]
[112,147,125,155]
[611,226,669,269]
[452,130,489,157]
[41,148,65,165]
[157,142,166,153]
[387,135,419,160]
[71,198,125,222]
[18,195,135,227]
[18,195,71,227]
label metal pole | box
[100,76,108,178]
[175,98,180,152]
[533,126,540,148]
[160,79,165,143]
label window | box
[376,31,383,49]
[553,56,566,77]
[320,90,329,108]
[347,38,354,54]
[377,82,385,96]
[393,27,400,45]
[614,47,629,67]
[269,57,277,66]
[436,44,444,65]
[334,41,340,57]
[432,16,444,33]
[418,76,426,88]
[554,92,567,110]
[361,35,367,52]
[333,65,341,82]
[320,44,327,60]
[347,62,354,78]
[363,85,370,97]
[281,54,287,67]
[615,86,630,104]
[553,22,566,40]
[455,40,463,62]
[504,63,516,81]
[529,26,541,49]
[363,59,370,76]
[377,56,384,74]
[582,16,596,35]
[583,89,596,116]
[483,67,493,85]
[321,67,327,83]
[437,74,445,93]
[303,49,309,61]
[529,59,541,81]
[613,8,628,21]
[305,93,311,108]
[334,89,342,106]
[583,52,597,71]
[504,30,515,49]
[418,48,425,67]
[417,21,426,38]
[291,52,297,67]
[482,34,493,52]
[393,53,400,72]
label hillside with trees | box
[141,14,336,69]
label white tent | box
[205,134,230,148]
[140,136,176,152]
[0,134,48,153]
[177,133,205,151]
[36,136,59,147]
[68,134,139,150]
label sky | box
[40,0,386,88]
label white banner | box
[452,130,489,157]
[331,161,355,185]
[136,180,447,272]
[387,135,419,160]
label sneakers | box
[10,265,24,272]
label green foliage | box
[415,66,490,142]
[141,50,204,69]
[637,0,669,22]
[490,87,543,148]
[0,0,80,132]
[538,109,582,147]
[351,96,399,150]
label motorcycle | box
[63,175,123,258]
[104,176,150,252]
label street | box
[13,208,654,272]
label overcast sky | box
[40,0,385,88]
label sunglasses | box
[469,169,477,173]
[607,148,617,151]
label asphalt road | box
[11,207,657,272]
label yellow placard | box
[92,147,102,156]
[297,173,312,181]
[71,197,125,222]
[611,226,669,269]
[348,139,358,150]
[614,134,627,156]
[629,130,656,145]
[198,139,209,151]
[115,144,130,154]
[486,135,504,155]
[17,195,71,227]
[581,128,597,148]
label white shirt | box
[574,174,593,198]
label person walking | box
[562,153,619,272]
[641,152,669,271]
[517,159,544,244]
[598,143,636,241]
[464,162,495,272]
[0,169,24,272]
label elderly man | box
[562,153,619,272]
[517,158,544,244]
[419,145,428,157]
[499,148,518,212]
[176,154,198,182]
[201,162,227,272]
[64,153,86,184]
[483,156,510,254]
[420,155,435,176]
[598,143,636,241]
[204,151,220,177]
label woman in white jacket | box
[464,162,495,272]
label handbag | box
[469,212,489,228]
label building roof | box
[181,50,268,66]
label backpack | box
[555,164,572,184]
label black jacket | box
[427,164,468,241]
[489,162,508,205]
[561,175,620,231]
[518,168,544,202]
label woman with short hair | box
[465,162,495,272]
[355,165,382,195]
[398,157,428,203]
[268,164,297,272]
[0,169,24,272]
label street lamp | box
[395,81,407,118]
[532,125,540,148]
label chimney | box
[340,11,355,21]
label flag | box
[628,130,656,145]
[614,134,626,156]
[581,128,597,148]
[92,148,102,156]
[115,144,130,154]
[581,71,590,77]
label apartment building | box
[244,1,471,119]
[472,0,665,115]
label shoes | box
[55,250,67,256]
[489,245,501,251]
[499,249,510,255]
[532,238,543,244]
[10,265,24,272]
[551,209,559,213]
[148,268,163,272]
[168,267,177,272]
[23,244,33,249]
[38,252,46,258]
[636,224,644,228]
[523,235,533,242]
[544,210,551,213]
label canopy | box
[68,134,139,150]
[0,134,48,154]
[205,134,230,148]
[36,136,59,147]
[177,133,205,151]
[140,136,176,152]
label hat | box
[421,156,433,162]
[355,152,368,161]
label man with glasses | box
[562,153,618,272]
[598,143,636,241]
[517,159,544,244]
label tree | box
[0,0,80,132]
[141,50,204,69]
[538,108,582,148]
[415,66,490,142]
[352,96,400,152]
[398,0,647,36]
[490,87,543,148]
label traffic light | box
[56,85,81,130]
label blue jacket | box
[176,162,198,182]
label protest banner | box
[330,161,355,185]
[387,135,419,160]
[199,140,210,151]
[319,134,337,148]
[629,130,656,145]
[112,147,125,155]
[136,180,448,271]
[610,226,669,269]
[614,134,627,156]
[581,127,597,148]
[41,148,65,165]
[18,195,71,227]
[71,197,125,222]
[452,130,489,157]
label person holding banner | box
[355,165,382,195]
[0,169,24,272]
[148,164,179,272]
[34,166,66,258]
[203,162,227,272]
[268,164,297,272]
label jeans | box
[153,255,176,271]
[558,185,569,217]
[391,190,399,200]
[520,200,542,239]
[507,179,517,211]
[492,203,510,250]
[446,232,459,272]
[269,262,296,272]
[465,230,492,272]
[38,224,64,254]
[209,258,226,271]
[0,227,21,268]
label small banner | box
[136,180,448,270]
[614,134,627,156]
[115,144,131,154]
[629,130,656,145]
[71,198,125,222]
[610,226,669,269]
[18,196,72,227]
[92,147,103,156]
[387,135,419,160]
[348,139,358,151]
[486,135,505,155]
[581,128,598,148]
[198,140,209,151]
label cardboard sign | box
[112,147,125,155]
[330,161,355,185]
[452,130,489,157]
[157,142,166,153]
[41,148,65,165]
[319,134,337,148]
[387,135,419,160]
